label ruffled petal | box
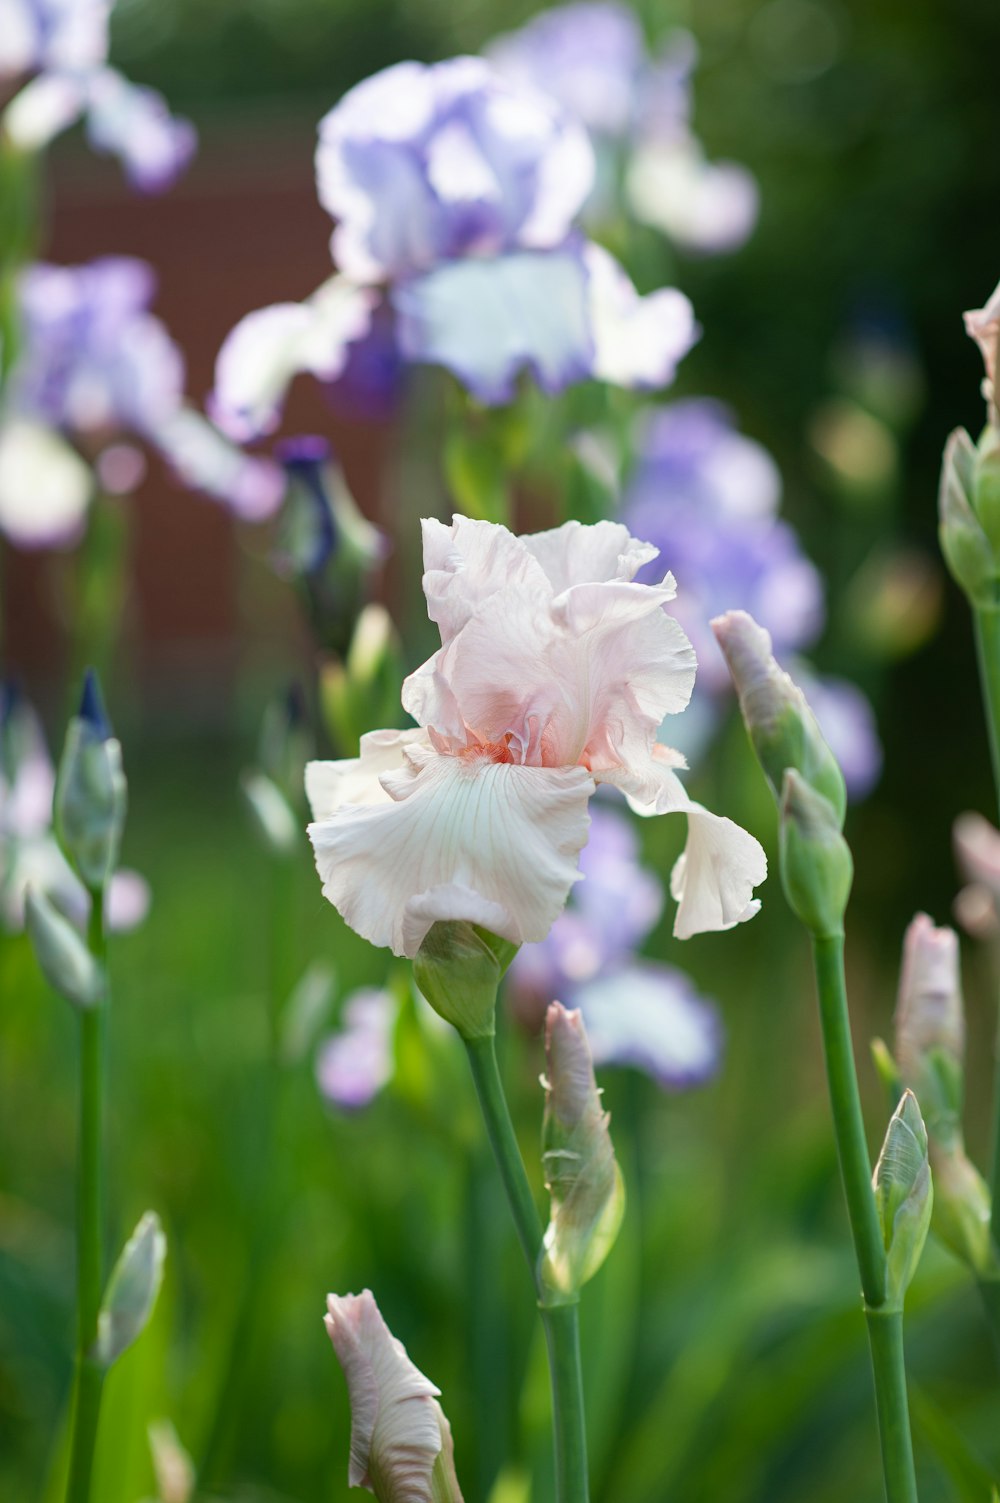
[0,420,92,549]
[211,277,377,441]
[575,962,722,1088]
[523,518,659,591]
[598,746,766,937]
[308,746,594,957]
[584,242,698,389]
[305,728,429,820]
[420,514,551,645]
[393,249,593,405]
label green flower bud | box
[94,1211,166,1368]
[872,1090,933,1310]
[929,1141,996,1276]
[711,611,847,823]
[54,671,127,893]
[973,428,1000,553]
[778,770,853,938]
[24,886,103,1008]
[893,913,965,1147]
[938,427,1000,606]
[148,1420,195,1503]
[412,922,517,1041]
[540,1003,625,1303]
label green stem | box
[811,936,920,1501]
[811,935,887,1309]
[463,1035,589,1503]
[64,893,108,1503]
[865,1309,919,1503]
[976,606,1000,1251]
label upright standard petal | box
[308,747,593,957]
[211,278,377,442]
[324,1290,464,1503]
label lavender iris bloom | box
[486,3,646,140]
[315,988,397,1111]
[0,258,282,546]
[0,0,195,194]
[623,400,824,695]
[0,0,111,79]
[213,55,697,431]
[623,399,882,798]
[510,802,722,1090]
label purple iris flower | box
[315,988,397,1111]
[510,801,722,1090]
[623,400,824,694]
[0,1,195,194]
[0,257,281,546]
[212,55,697,431]
[486,3,646,140]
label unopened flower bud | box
[929,1141,995,1276]
[413,922,517,1041]
[893,914,964,1146]
[324,1289,464,1503]
[711,611,846,823]
[94,1211,166,1368]
[320,605,404,756]
[872,1090,933,1310]
[54,670,127,893]
[24,886,104,1008]
[938,426,1000,605]
[148,1420,195,1503]
[778,770,853,938]
[276,437,389,656]
[964,277,1000,416]
[953,882,1000,940]
[954,811,1000,907]
[240,769,299,856]
[540,1003,625,1303]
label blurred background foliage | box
[4,0,1000,1500]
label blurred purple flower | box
[510,801,722,1089]
[315,56,595,284]
[623,400,824,694]
[0,688,149,932]
[85,68,197,193]
[627,138,760,256]
[1,3,195,193]
[315,988,397,1111]
[0,258,282,545]
[575,963,721,1088]
[323,308,406,424]
[14,258,185,436]
[0,0,111,79]
[486,3,646,140]
[213,56,697,429]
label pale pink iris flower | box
[306,517,766,958]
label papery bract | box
[307,518,766,958]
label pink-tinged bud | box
[894,914,964,1148]
[954,812,1000,903]
[711,610,846,822]
[540,1003,624,1302]
[953,883,1000,941]
[964,277,1000,411]
[324,1290,464,1503]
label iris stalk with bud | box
[713,609,921,1503]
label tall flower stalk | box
[24,672,165,1503]
[714,611,928,1503]
[938,280,1000,1299]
